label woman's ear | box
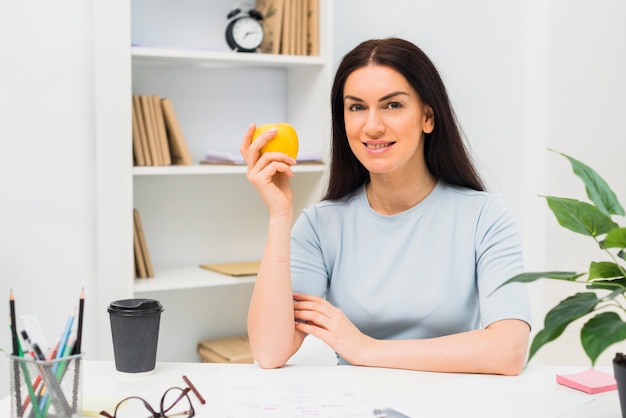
[423,105,435,134]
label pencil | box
[72,287,84,355]
[182,375,206,404]
[10,289,18,356]
[55,307,76,361]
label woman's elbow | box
[253,353,287,369]
[497,349,527,376]
[489,320,530,376]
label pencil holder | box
[8,353,83,418]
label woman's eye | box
[348,103,365,111]
[385,102,403,109]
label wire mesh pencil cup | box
[9,353,83,418]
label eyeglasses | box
[99,386,195,418]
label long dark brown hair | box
[323,38,485,201]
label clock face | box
[230,17,264,51]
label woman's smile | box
[364,141,396,151]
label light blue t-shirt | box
[290,181,531,364]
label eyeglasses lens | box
[104,388,194,418]
[161,387,194,417]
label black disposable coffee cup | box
[107,298,163,374]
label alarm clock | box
[225,5,264,53]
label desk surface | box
[1,361,621,417]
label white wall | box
[1,0,625,399]
[0,0,98,398]
[540,0,626,366]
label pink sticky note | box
[556,368,617,394]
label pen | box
[15,332,43,418]
[182,375,206,404]
[71,287,84,355]
[373,407,411,418]
[21,330,46,361]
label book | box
[132,96,152,166]
[152,95,171,166]
[200,261,261,277]
[133,209,154,278]
[133,214,147,278]
[281,0,292,55]
[202,150,323,165]
[131,97,146,166]
[306,0,319,56]
[556,368,617,394]
[197,335,253,363]
[140,95,162,165]
[202,150,245,165]
[161,98,193,165]
[294,0,302,55]
[256,0,285,55]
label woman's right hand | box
[240,123,297,217]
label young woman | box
[240,38,531,376]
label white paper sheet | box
[219,365,375,417]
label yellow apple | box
[251,122,299,160]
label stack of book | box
[133,209,154,279]
[132,95,193,166]
[256,0,319,56]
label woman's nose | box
[364,110,384,137]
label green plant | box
[498,149,626,366]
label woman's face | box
[343,64,434,176]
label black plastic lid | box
[107,298,163,315]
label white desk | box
[1,361,621,417]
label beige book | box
[199,261,260,277]
[133,213,147,278]
[307,0,319,56]
[280,0,291,54]
[256,0,285,54]
[152,95,171,165]
[161,98,193,165]
[132,96,152,166]
[131,97,146,166]
[294,0,302,55]
[197,335,253,364]
[133,209,154,278]
[140,95,162,165]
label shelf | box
[132,46,326,68]
[133,163,325,176]
[134,266,255,293]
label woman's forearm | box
[351,319,530,376]
[247,214,304,368]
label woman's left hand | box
[292,293,373,365]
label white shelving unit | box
[120,0,333,362]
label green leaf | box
[545,197,619,237]
[581,312,626,365]
[605,228,626,249]
[491,271,582,295]
[528,292,600,361]
[555,150,625,216]
[588,261,625,280]
[586,278,626,291]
